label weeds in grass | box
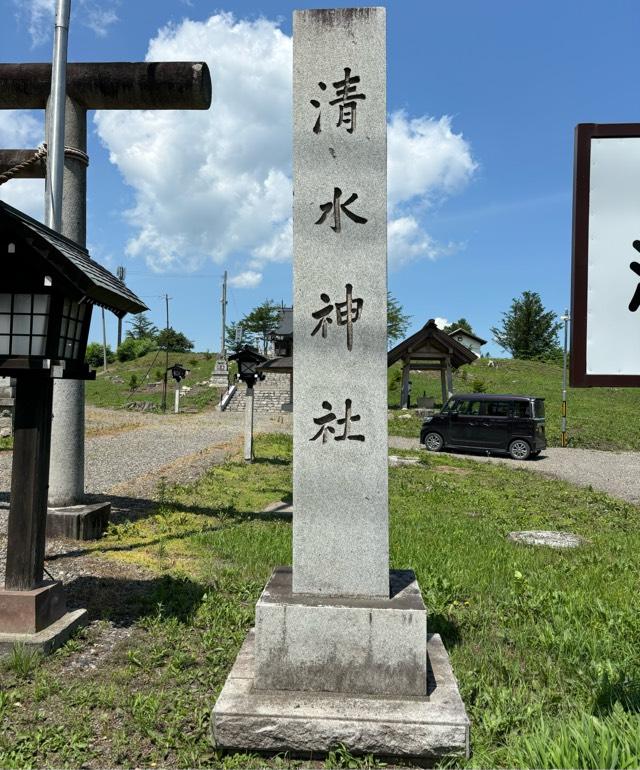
[503,705,640,769]
[326,743,384,768]
[5,643,41,680]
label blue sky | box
[1,0,639,355]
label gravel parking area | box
[388,436,640,506]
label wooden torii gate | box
[0,62,211,528]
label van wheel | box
[424,432,444,452]
[509,439,531,460]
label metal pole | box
[244,383,254,462]
[561,309,570,448]
[45,0,71,231]
[221,270,228,358]
[174,382,180,414]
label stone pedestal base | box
[255,568,427,696]
[0,581,66,634]
[0,609,87,656]
[212,630,470,760]
[47,501,111,540]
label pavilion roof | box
[387,319,477,369]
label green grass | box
[387,357,640,449]
[1,434,639,768]
[85,351,228,412]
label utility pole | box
[162,293,171,413]
[116,265,126,348]
[561,309,570,448]
[221,269,228,358]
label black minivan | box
[419,393,546,460]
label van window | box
[534,399,545,419]
[513,400,532,418]
[485,400,510,417]
[458,400,482,416]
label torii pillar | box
[0,62,212,534]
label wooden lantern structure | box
[0,200,146,641]
[229,345,267,386]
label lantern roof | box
[0,200,147,318]
[228,345,268,364]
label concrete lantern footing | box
[212,630,470,761]
[46,501,111,540]
[0,609,87,656]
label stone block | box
[0,581,66,634]
[0,609,88,656]
[254,567,427,696]
[212,630,469,760]
[46,501,111,540]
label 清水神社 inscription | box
[293,7,388,597]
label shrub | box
[85,341,115,368]
[117,337,155,362]
[471,377,487,393]
[128,374,139,392]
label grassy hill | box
[85,351,229,413]
[388,358,640,450]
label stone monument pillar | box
[212,8,469,760]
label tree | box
[85,341,114,368]
[126,312,158,341]
[443,317,474,335]
[225,322,253,353]
[156,327,194,353]
[491,291,561,360]
[387,292,411,345]
[241,300,281,354]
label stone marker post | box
[213,9,469,760]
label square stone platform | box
[47,501,111,540]
[0,609,87,656]
[212,630,470,760]
[255,568,427,696]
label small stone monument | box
[209,356,230,388]
[212,8,469,760]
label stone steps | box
[225,373,291,414]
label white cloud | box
[434,317,450,330]
[388,216,458,269]
[388,112,477,210]
[81,1,119,37]
[0,111,45,220]
[229,270,263,289]
[94,13,477,278]
[95,12,292,275]
[13,0,119,46]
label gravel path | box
[0,407,292,584]
[0,407,291,499]
[388,436,640,505]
